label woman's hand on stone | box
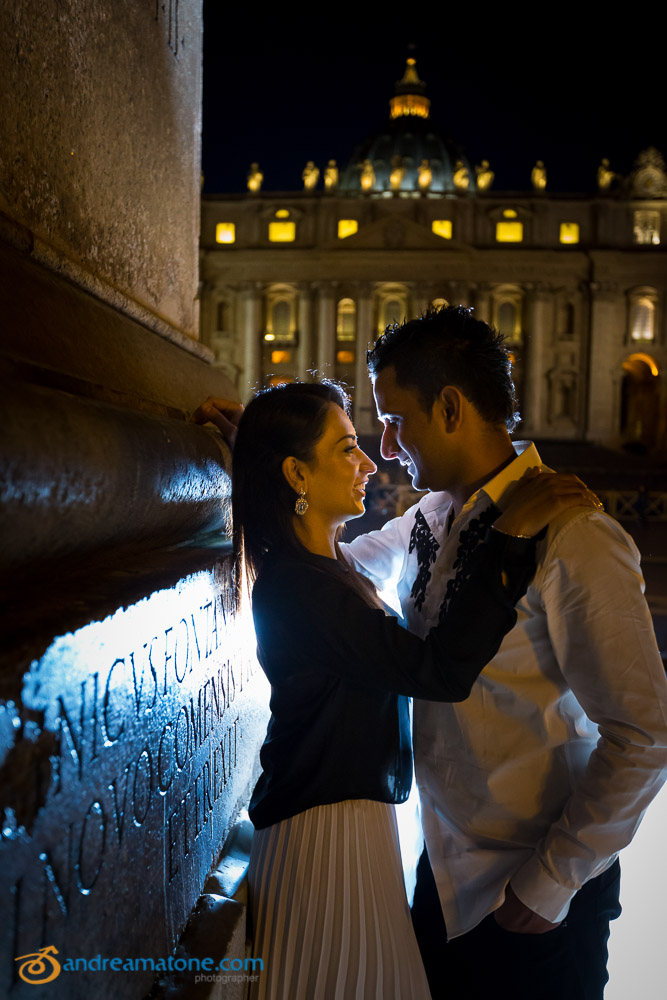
[192,397,244,449]
[494,468,603,539]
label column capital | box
[524,282,554,299]
[238,280,263,297]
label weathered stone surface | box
[0,560,270,1000]
[0,0,203,338]
[0,378,230,573]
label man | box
[340,306,667,999]
[195,305,667,999]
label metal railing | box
[365,486,667,523]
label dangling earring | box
[295,489,308,516]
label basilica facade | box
[200,60,666,452]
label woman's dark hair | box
[232,380,350,608]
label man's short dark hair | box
[366,305,519,431]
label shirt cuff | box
[509,855,576,924]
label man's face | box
[373,366,452,493]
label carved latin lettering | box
[189,690,202,754]
[175,704,189,770]
[174,618,189,684]
[157,722,174,794]
[190,610,202,667]
[167,802,181,882]
[132,747,153,827]
[201,758,213,819]
[109,765,131,847]
[163,627,174,695]
[103,658,126,746]
[76,800,106,895]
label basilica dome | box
[339,58,477,195]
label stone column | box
[297,284,314,378]
[586,282,624,445]
[471,283,492,324]
[354,288,376,434]
[316,283,337,378]
[523,285,551,436]
[241,282,262,397]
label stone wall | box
[1,0,202,338]
[1,2,269,996]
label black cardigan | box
[248,527,536,829]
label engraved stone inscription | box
[0,563,270,1000]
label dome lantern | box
[390,58,430,120]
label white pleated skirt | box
[248,799,432,1000]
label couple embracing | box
[196,305,667,1000]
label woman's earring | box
[295,489,309,516]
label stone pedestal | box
[0,2,270,996]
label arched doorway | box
[620,353,660,452]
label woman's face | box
[303,404,377,524]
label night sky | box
[201,9,666,196]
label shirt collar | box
[457,440,545,521]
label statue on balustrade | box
[360,159,375,192]
[390,156,405,192]
[302,161,320,191]
[597,158,615,191]
[453,160,470,190]
[324,160,339,191]
[418,160,433,191]
[247,163,263,193]
[475,160,494,191]
[531,160,547,190]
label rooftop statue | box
[360,159,375,192]
[418,160,433,191]
[597,158,615,191]
[390,156,406,192]
[247,162,263,193]
[453,160,470,190]
[324,160,339,191]
[531,160,547,191]
[475,159,494,191]
[302,161,320,190]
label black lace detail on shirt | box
[438,504,501,624]
[409,510,440,612]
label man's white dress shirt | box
[343,441,667,938]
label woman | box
[201,381,598,999]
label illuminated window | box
[432,220,452,240]
[215,222,236,244]
[337,350,355,364]
[498,302,517,337]
[269,221,296,242]
[559,222,580,244]
[493,285,523,343]
[337,299,356,341]
[633,210,660,245]
[432,298,448,309]
[267,375,295,387]
[384,299,404,327]
[265,289,296,342]
[631,297,655,340]
[269,210,295,242]
[338,219,359,239]
[271,350,291,364]
[496,210,523,243]
[377,287,408,333]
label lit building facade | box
[200,60,667,452]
